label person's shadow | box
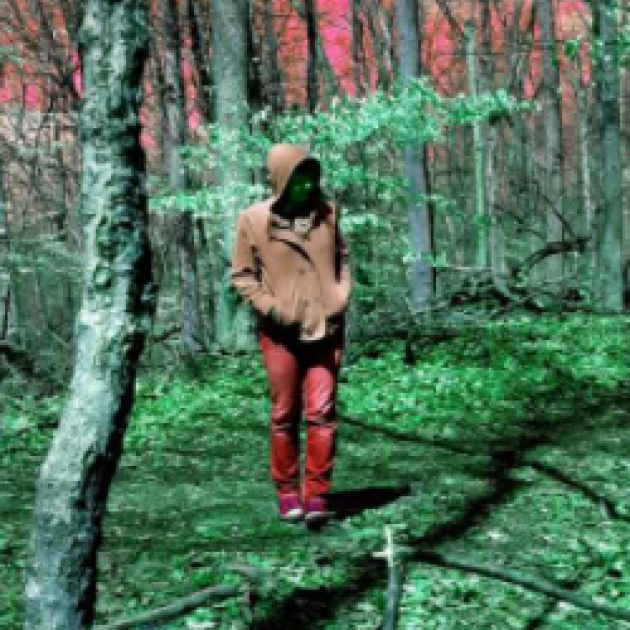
[304,484,413,530]
[328,485,413,518]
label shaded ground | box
[3,312,630,629]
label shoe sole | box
[304,511,333,525]
[280,509,304,521]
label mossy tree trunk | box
[23,0,156,627]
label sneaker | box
[277,493,304,521]
[303,495,334,525]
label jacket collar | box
[265,197,331,251]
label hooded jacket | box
[230,143,352,342]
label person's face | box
[287,172,316,211]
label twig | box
[373,525,404,630]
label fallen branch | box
[510,236,590,279]
[412,549,630,624]
[94,563,270,630]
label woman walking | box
[231,143,353,525]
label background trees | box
[0,0,627,391]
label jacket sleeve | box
[231,213,275,317]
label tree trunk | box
[262,0,286,113]
[212,0,252,350]
[566,51,595,273]
[0,141,18,342]
[160,0,205,356]
[594,0,623,310]
[364,0,393,92]
[305,0,319,111]
[479,0,502,285]
[351,0,365,98]
[186,0,214,124]
[395,0,435,311]
[466,21,489,270]
[23,0,156,626]
[535,0,564,287]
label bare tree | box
[395,0,435,311]
[535,0,565,285]
[159,0,205,356]
[593,0,624,310]
[23,0,156,625]
[211,0,252,349]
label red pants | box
[257,320,345,502]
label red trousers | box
[257,320,345,502]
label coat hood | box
[266,143,322,213]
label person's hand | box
[266,303,299,329]
[266,305,284,326]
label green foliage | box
[4,313,630,628]
[156,75,526,221]
[148,76,528,323]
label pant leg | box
[258,328,302,498]
[301,327,345,501]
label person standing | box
[231,143,353,525]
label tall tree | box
[395,0,435,310]
[261,0,286,113]
[593,0,623,310]
[159,0,205,357]
[479,0,499,279]
[23,0,156,626]
[364,0,394,92]
[351,0,365,97]
[466,20,489,269]
[212,0,252,349]
[0,139,17,342]
[185,0,214,124]
[305,0,320,111]
[535,0,565,285]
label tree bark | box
[535,0,564,286]
[0,139,18,342]
[594,0,624,310]
[23,0,156,627]
[466,20,489,270]
[366,0,395,92]
[186,0,214,124]
[351,0,365,98]
[261,0,286,113]
[305,0,319,111]
[212,0,252,350]
[479,0,502,285]
[395,0,435,311]
[159,0,205,356]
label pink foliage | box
[0,0,599,154]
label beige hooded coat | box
[230,143,352,342]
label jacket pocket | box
[277,278,301,326]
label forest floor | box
[3,312,630,629]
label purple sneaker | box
[303,495,334,525]
[278,493,304,521]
